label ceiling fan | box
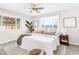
[25,3,44,13]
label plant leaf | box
[25,20,33,33]
[26,20,31,25]
[31,22,32,24]
[25,24,30,30]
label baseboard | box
[69,41,79,46]
[0,40,16,45]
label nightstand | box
[59,34,69,46]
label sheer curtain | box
[39,17,56,28]
[39,16,59,33]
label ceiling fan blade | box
[36,7,44,9]
[32,7,44,10]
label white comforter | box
[20,33,60,55]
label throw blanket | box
[17,34,31,47]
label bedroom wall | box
[0,8,30,44]
[32,7,79,45]
[59,7,79,45]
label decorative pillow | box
[33,27,57,35]
[43,28,56,35]
[33,27,43,34]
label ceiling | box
[0,3,79,17]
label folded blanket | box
[17,34,31,47]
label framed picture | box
[63,17,77,28]
[33,21,38,27]
[2,16,15,26]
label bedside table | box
[59,34,69,46]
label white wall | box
[0,8,30,44]
[59,8,79,45]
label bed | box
[20,33,60,55]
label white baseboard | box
[70,41,79,46]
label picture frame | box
[63,17,77,28]
[33,21,38,27]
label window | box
[0,15,20,30]
[39,16,57,28]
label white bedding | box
[31,33,60,45]
[20,33,60,55]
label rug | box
[3,44,29,55]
